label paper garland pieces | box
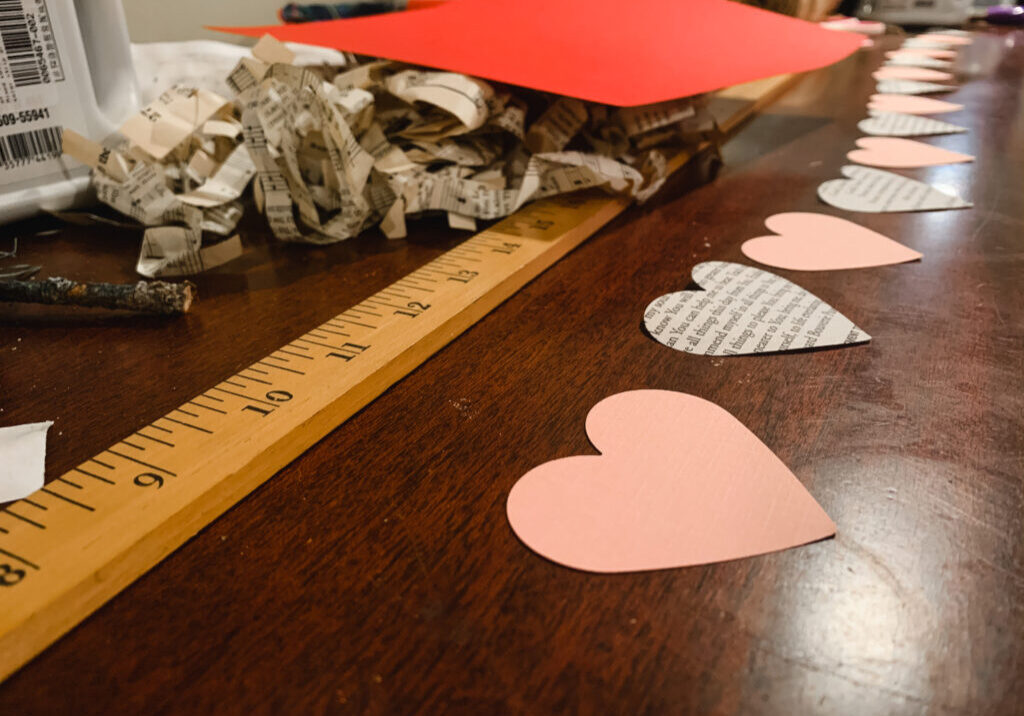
[858,111,967,137]
[876,80,954,95]
[818,165,972,213]
[846,137,974,169]
[643,261,869,355]
[506,390,836,573]
[868,94,963,115]
[740,213,921,271]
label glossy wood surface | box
[1,31,1022,715]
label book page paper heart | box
[741,212,921,271]
[873,66,953,81]
[886,48,956,60]
[858,111,967,137]
[818,165,971,213]
[847,137,974,168]
[0,421,53,503]
[506,390,836,573]
[869,94,962,115]
[643,261,869,355]
[884,55,952,69]
[876,79,954,95]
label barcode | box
[0,0,42,88]
[0,125,60,165]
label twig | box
[0,277,195,315]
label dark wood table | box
[1,29,1022,715]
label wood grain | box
[1,31,1022,715]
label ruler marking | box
[105,450,177,477]
[256,359,305,375]
[162,416,213,434]
[175,408,200,418]
[89,458,114,470]
[0,548,39,570]
[39,489,95,513]
[74,468,115,485]
[236,372,272,386]
[247,367,270,375]
[294,337,346,352]
[196,392,224,402]
[277,348,313,360]
[136,432,175,448]
[147,422,173,434]
[0,526,7,534]
[285,343,309,351]
[55,477,83,489]
[1,509,45,530]
[394,279,434,293]
[316,326,350,338]
[120,440,146,452]
[20,500,47,511]
[211,386,275,407]
[329,318,375,330]
[345,307,383,318]
[188,400,227,415]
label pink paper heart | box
[868,94,962,115]
[873,66,953,81]
[886,48,956,59]
[847,137,974,168]
[741,212,921,271]
[506,390,835,572]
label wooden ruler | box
[0,75,799,682]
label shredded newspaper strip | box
[61,35,716,277]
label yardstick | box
[0,75,799,682]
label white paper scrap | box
[0,422,53,503]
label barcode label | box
[0,0,42,87]
[0,124,60,166]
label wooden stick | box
[0,277,195,315]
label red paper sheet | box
[212,0,861,107]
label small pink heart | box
[886,48,956,59]
[873,66,953,81]
[868,94,962,115]
[741,212,922,271]
[847,137,974,168]
[506,390,835,573]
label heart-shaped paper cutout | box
[876,79,955,95]
[643,261,869,355]
[886,48,956,60]
[884,55,952,69]
[847,137,974,168]
[858,111,967,137]
[741,212,921,271]
[868,94,962,115]
[506,390,836,572]
[873,66,953,81]
[818,165,972,213]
